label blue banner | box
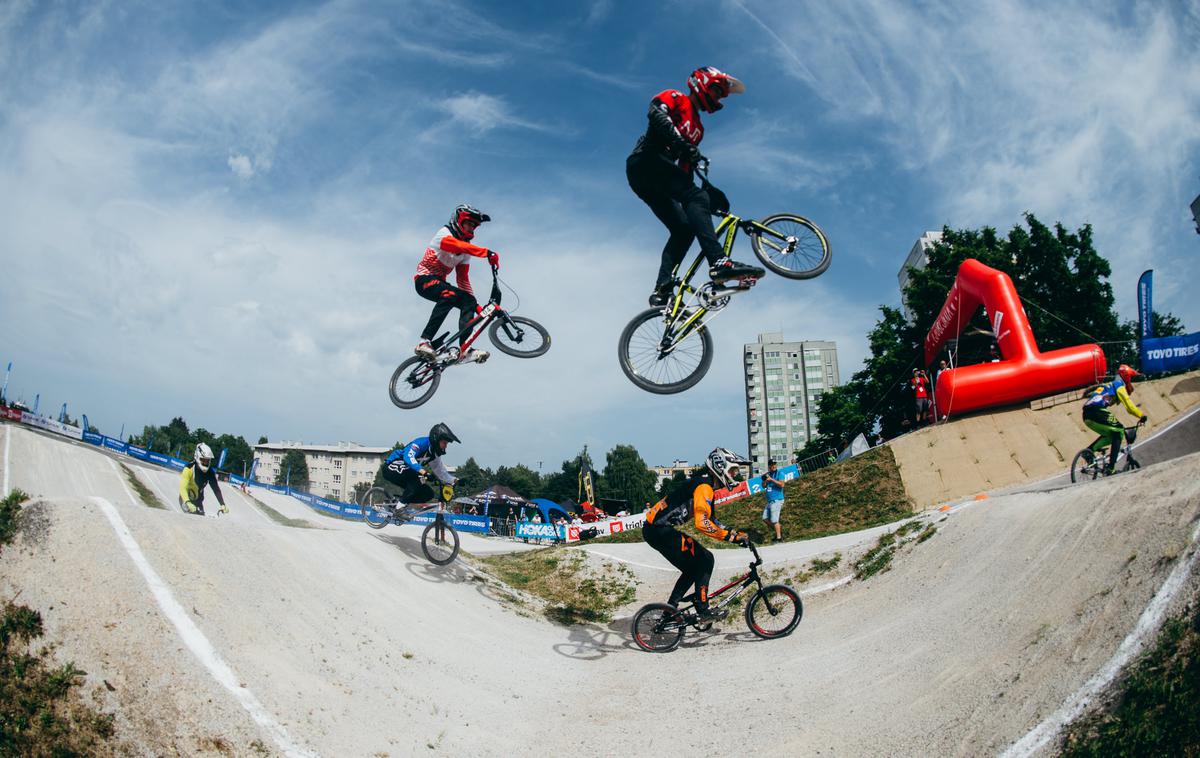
[83,431,103,446]
[411,513,491,533]
[102,436,128,454]
[218,447,227,469]
[1141,332,1200,374]
[1138,269,1154,340]
[515,522,564,540]
[126,445,149,460]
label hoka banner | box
[1140,332,1200,374]
[1137,270,1153,340]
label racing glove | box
[487,250,500,268]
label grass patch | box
[589,446,914,550]
[479,548,639,624]
[854,521,936,581]
[119,464,165,509]
[0,488,29,549]
[0,489,122,755]
[1060,592,1200,756]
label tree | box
[213,433,253,476]
[453,457,492,496]
[494,464,541,499]
[258,435,268,445]
[601,444,657,511]
[352,481,373,504]
[540,448,597,504]
[657,469,692,500]
[1152,311,1187,338]
[275,449,309,491]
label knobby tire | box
[750,213,831,280]
[388,356,441,410]
[618,308,713,394]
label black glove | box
[1137,415,1148,426]
[680,143,703,164]
[706,183,730,215]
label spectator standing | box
[911,369,932,427]
[761,459,785,542]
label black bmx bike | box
[630,541,803,653]
[358,482,461,565]
[618,162,831,394]
[1070,420,1144,483]
[389,264,550,409]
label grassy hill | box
[590,445,914,549]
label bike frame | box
[658,212,793,351]
[675,543,765,622]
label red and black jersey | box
[629,89,705,170]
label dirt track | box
[2,421,1199,756]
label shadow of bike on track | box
[550,616,766,660]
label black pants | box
[644,523,715,608]
[381,461,435,505]
[626,154,724,290]
[415,275,478,345]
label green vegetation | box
[119,464,165,509]
[128,416,256,478]
[479,548,639,624]
[0,488,28,548]
[591,445,913,550]
[0,490,121,755]
[1061,593,1200,756]
[854,520,936,580]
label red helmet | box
[448,204,490,241]
[1116,363,1139,390]
[687,66,745,113]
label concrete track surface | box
[2,421,1199,757]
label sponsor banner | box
[714,464,801,505]
[19,412,84,440]
[1141,332,1200,374]
[515,522,564,540]
[411,513,490,533]
[563,512,647,542]
[148,451,172,466]
[83,431,103,445]
[1,407,21,422]
[102,436,128,454]
[126,445,149,460]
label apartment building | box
[651,459,694,489]
[897,230,943,319]
[253,441,390,502]
[744,333,840,475]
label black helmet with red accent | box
[448,204,490,241]
[687,66,746,113]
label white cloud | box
[228,153,254,179]
[435,92,551,136]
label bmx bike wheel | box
[631,603,688,652]
[421,517,460,565]
[745,584,802,639]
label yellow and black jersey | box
[644,472,735,542]
[180,462,225,505]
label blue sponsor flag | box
[217,447,228,470]
[82,414,90,432]
[1137,269,1154,340]
[248,457,260,483]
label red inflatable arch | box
[924,258,1106,417]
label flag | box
[1137,270,1154,341]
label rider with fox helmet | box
[1081,365,1147,475]
[412,205,499,364]
[382,423,459,507]
[627,66,760,307]
[180,442,226,516]
[643,446,750,621]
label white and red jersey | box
[414,225,490,295]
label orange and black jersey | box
[644,472,736,542]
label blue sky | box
[2,0,1199,473]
